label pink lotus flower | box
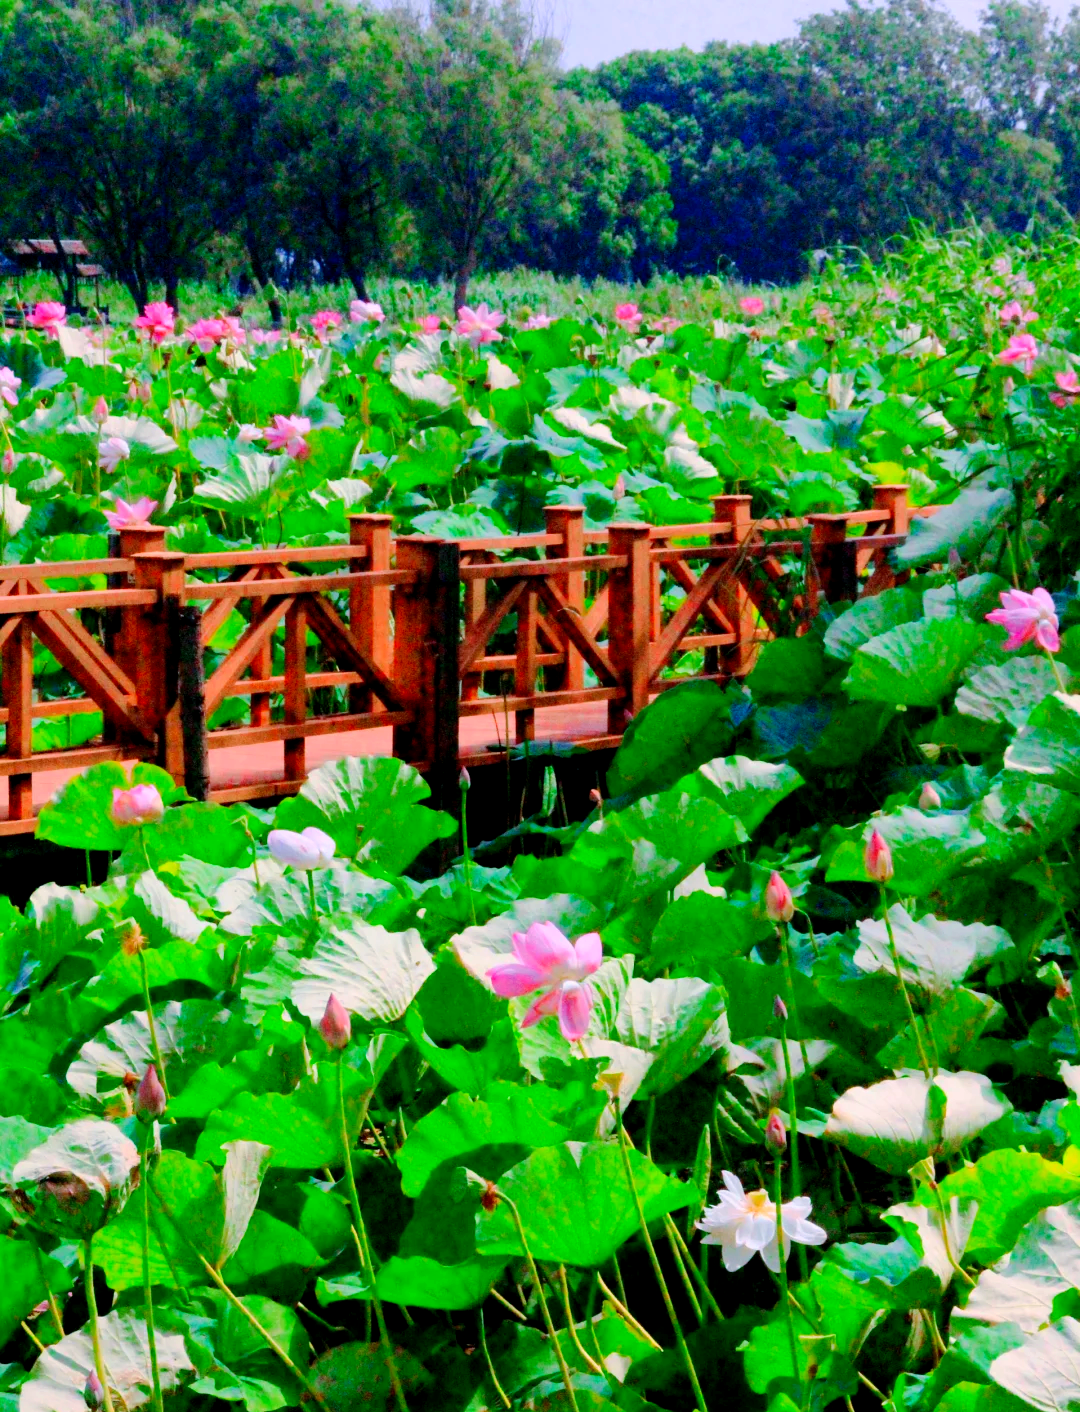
[419,315,443,334]
[98,436,131,475]
[2,449,14,474]
[220,315,246,346]
[235,423,263,443]
[349,300,385,324]
[311,310,342,338]
[614,302,642,334]
[319,994,351,1050]
[655,315,683,334]
[456,303,505,345]
[186,317,226,353]
[986,586,1060,652]
[765,871,794,923]
[992,255,1012,277]
[864,829,894,884]
[523,313,553,330]
[104,496,158,530]
[133,302,175,344]
[263,413,311,460]
[1050,370,1080,408]
[739,296,765,316]
[28,301,66,335]
[999,333,1038,374]
[880,285,901,304]
[249,329,281,347]
[0,368,20,407]
[999,300,1037,326]
[111,783,165,825]
[488,920,603,1042]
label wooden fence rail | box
[0,485,937,834]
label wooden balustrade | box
[0,485,935,833]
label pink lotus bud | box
[773,994,788,1022]
[612,474,626,500]
[919,782,941,810]
[111,784,165,826]
[765,871,795,923]
[589,788,602,805]
[137,381,152,405]
[134,1064,167,1120]
[319,993,351,1049]
[84,1371,104,1409]
[459,767,471,791]
[91,396,109,424]
[764,1109,787,1154]
[947,548,962,571]
[1,449,13,475]
[865,828,894,884]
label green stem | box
[140,1130,164,1412]
[773,1162,801,1393]
[85,849,93,889]
[501,1194,579,1412]
[595,1273,663,1350]
[138,950,170,1102]
[31,1241,65,1341]
[880,887,932,1080]
[616,1118,708,1412]
[306,870,319,954]
[930,1183,976,1288]
[664,1221,704,1325]
[460,782,477,927]
[778,1016,807,1283]
[478,1308,511,1410]
[83,1238,116,1412]
[556,1264,603,1373]
[1046,646,1067,693]
[663,1215,724,1324]
[336,1055,408,1412]
[138,826,152,875]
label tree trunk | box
[348,267,369,301]
[164,278,179,314]
[453,247,477,314]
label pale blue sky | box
[552,0,1077,68]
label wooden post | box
[176,604,209,802]
[284,600,307,783]
[607,523,651,733]
[131,551,186,779]
[545,506,585,692]
[249,583,272,731]
[807,515,857,604]
[114,525,168,706]
[3,589,33,821]
[348,514,393,713]
[873,483,910,536]
[392,537,461,822]
[713,495,756,677]
[514,585,539,743]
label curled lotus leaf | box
[12,1119,140,1240]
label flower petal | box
[487,963,548,998]
[557,980,594,1041]
[521,988,561,1028]
[573,932,603,975]
[511,921,576,974]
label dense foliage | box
[4,0,1080,299]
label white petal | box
[721,1170,745,1199]
[788,1218,828,1247]
[736,1213,776,1250]
[782,1196,814,1221]
[722,1240,758,1272]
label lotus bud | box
[84,1371,104,1410]
[1,449,13,475]
[111,783,165,826]
[765,871,795,923]
[612,474,626,501]
[134,1064,166,1121]
[91,396,109,424]
[459,767,471,792]
[947,548,962,572]
[137,381,152,405]
[773,994,788,1023]
[319,993,351,1050]
[589,788,602,805]
[864,828,894,884]
[919,782,942,810]
[764,1109,787,1155]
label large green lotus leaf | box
[745,634,832,700]
[988,1317,1080,1412]
[754,697,896,769]
[827,1236,941,1311]
[116,803,253,872]
[893,485,1013,568]
[647,893,772,971]
[414,950,506,1045]
[66,999,251,1108]
[24,883,99,981]
[0,1117,56,1183]
[20,1310,193,1412]
[78,933,227,1024]
[824,807,982,895]
[476,1140,694,1267]
[191,453,292,516]
[876,987,1003,1070]
[0,1241,74,1350]
[614,977,728,1097]
[956,658,1060,729]
[923,573,1013,623]
[823,585,923,661]
[397,1083,590,1197]
[196,1092,339,1169]
[12,1119,140,1240]
[844,618,987,708]
[273,756,456,873]
[969,774,1080,872]
[824,1072,1010,1175]
[854,905,1014,994]
[290,920,434,1025]
[884,1197,980,1294]
[681,756,804,834]
[1005,692,1080,792]
[184,1288,308,1411]
[308,1341,428,1412]
[36,761,188,851]
[220,1210,323,1301]
[127,870,209,945]
[960,1199,1080,1333]
[404,1011,521,1096]
[606,680,733,800]
[934,1385,1029,1412]
[926,1150,1080,1266]
[220,868,396,939]
[374,1254,508,1310]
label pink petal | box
[511,921,575,974]
[521,988,560,1029]
[487,962,548,998]
[1036,621,1061,652]
[572,931,603,974]
[557,981,593,1041]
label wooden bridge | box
[0,487,934,834]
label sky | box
[552,0,1076,69]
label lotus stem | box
[499,1192,580,1412]
[616,1117,708,1412]
[880,886,933,1080]
[595,1274,662,1350]
[138,951,170,1101]
[777,1012,808,1282]
[478,1308,510,1409]
[83,1238,116,1412]
[32,1240,65,1340]
[556,1264,603,1373]
[306,870,319,952]
[773,1160,801,1391]
[663,1215,724,1324]
[664,1222,703,1326]
[140,1128,164,1412]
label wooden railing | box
[0,485,936,834]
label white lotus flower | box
[267,826,336,870]
[697,1170,827,1272]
